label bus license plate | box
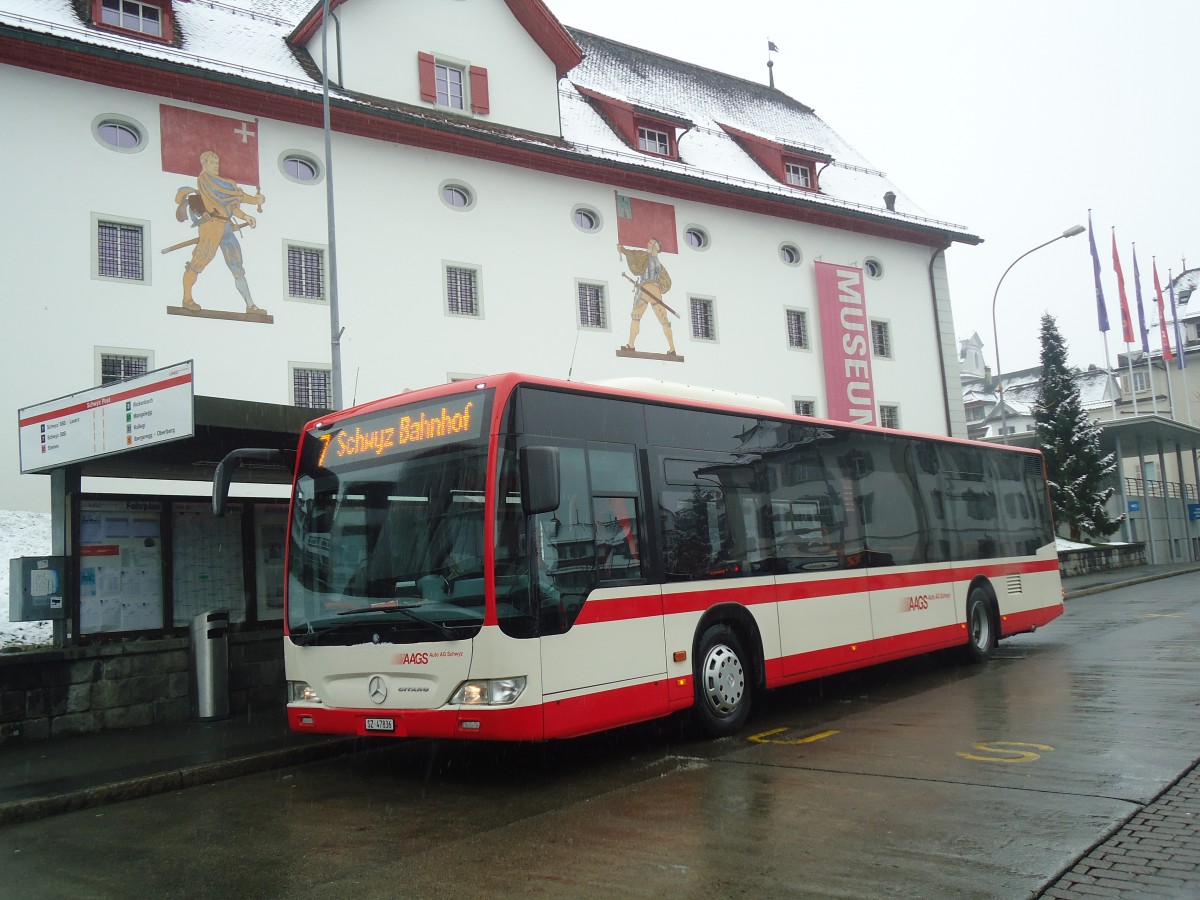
[365,717,395,732]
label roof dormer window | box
[572,85,690,162]
[718,122,830,193]
[93,0,173,43]
[637,125,671,156]
[784,161,811,189]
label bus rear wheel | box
[693,624,751,737]
[963,587,997,663]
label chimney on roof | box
[883,191,896,212]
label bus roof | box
[305,373,1045,458]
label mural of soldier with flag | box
[159,106,269,320]
[614,193,682,360]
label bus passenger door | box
[534,444,666,738]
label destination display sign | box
[316,392,485,469]
[17,361,195,474]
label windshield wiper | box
[335,603,462,641]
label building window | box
[785,161,811,188]
[572,206,601,233]
[94,216,148,283]
[93,115,145,152]
[435,62,465,110]
[786,309,809,350]
[871,320,892,358]
[293,367,332,409]
[445,265,481,317]
[440,181,475,210]
[99,0,163,37]
[966,406,985,422]
[280,152,321,184]
[864,258,884,279]
[879,405,900,429]
[418,52,489,115]
[779,242,801,265]
[793,399,815,417]
[1131,370,1149,392]
[637,125,670,155]
[684,227,710,250]
[690,297,716,341]
[287,245,325,301]
[577,282,607,329]
[98,351,150,386]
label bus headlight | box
[449,677,527,706]
[287,681,322,703]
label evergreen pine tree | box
[1033,313,1122,541]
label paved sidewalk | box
[1041,762,1200,898]
[0,709,358,826]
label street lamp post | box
[991,224,1086,443]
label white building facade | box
[2,0,978,511]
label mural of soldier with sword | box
[617,236,680,358]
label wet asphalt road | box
[1,575,1197,899]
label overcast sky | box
[546,0,1197,374]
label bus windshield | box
[286,391,490,645]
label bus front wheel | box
[963,587,997,663]
[693,624,751,737]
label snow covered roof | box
[0,0,978,245]
[964,366,1118,419]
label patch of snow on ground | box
[0,511,54,651]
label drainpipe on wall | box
[927,244,956,437]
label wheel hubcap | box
[971,603,990,649]
[702,643,745,717]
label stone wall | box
[1058,543,1147,578]
[0,629,284,747]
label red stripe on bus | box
[543,679,671,739]
[574,593,663,625]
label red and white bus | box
[215,373,1063,741]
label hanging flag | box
[1153,259,1175,362]
[1088,211,1109,332]
[1132,250,1152,360]
[1169,270,1186,370]
[1111,230,1135,344]
[160,105,260,185]
[768,41,780,52]
[614,193,678,254]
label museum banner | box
[815,261,876,426]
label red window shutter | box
[469,66,490,115]
[418,51,437,103]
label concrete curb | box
[0,736,360,827]
[1064,565,1200,600]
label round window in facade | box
[684,227,710,250]
[92,115,146,153]
[440,181,475,210]
[279,151,322,184]
[572,205,601,233]
[864,258,884,279]
[779,242,802,266]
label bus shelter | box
[36,396,318,646]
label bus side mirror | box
[520,446,560,516]
[213,448,289,516]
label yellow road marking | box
[748,727,840,745]
[957,740,1053,763]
